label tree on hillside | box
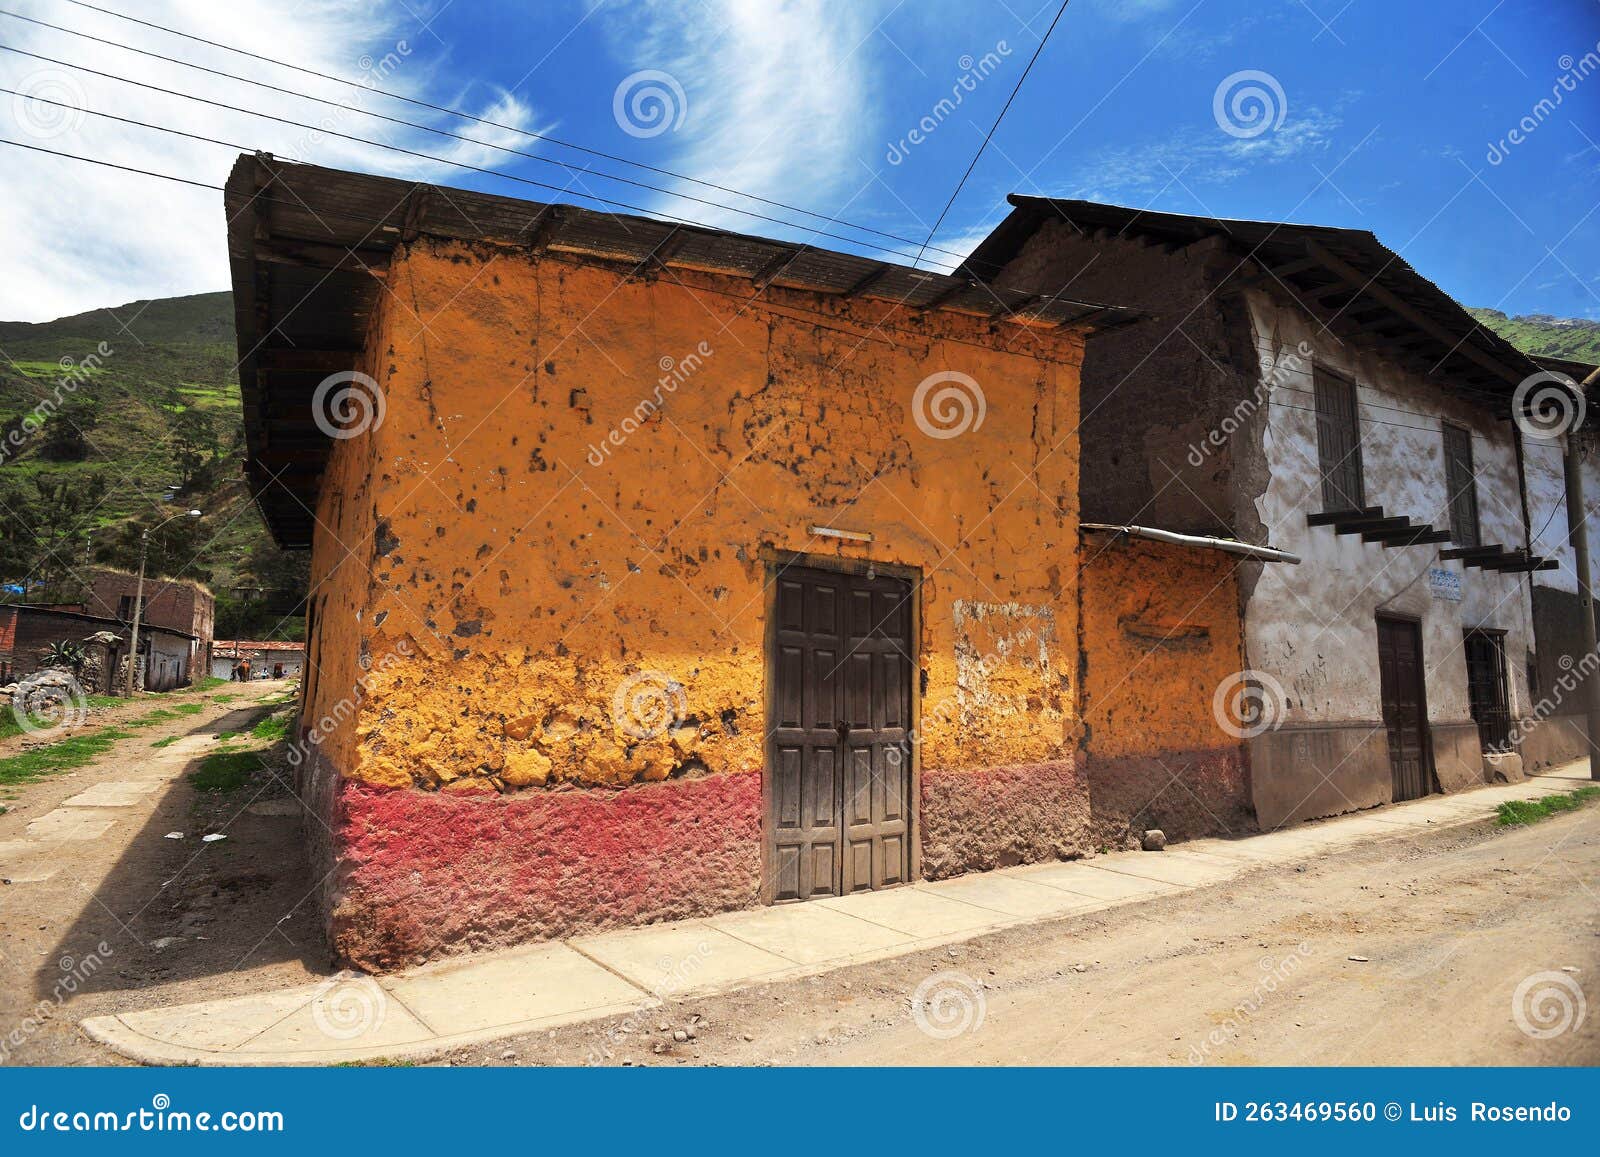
[0,472,110,598]
[169,405,223,491]
[38,394,101,461]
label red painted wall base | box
[327,772,762,970]
[919,759,1091,878]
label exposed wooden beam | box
[256,239,388,276]
[844,263,894,298]
[256,348,364,372]
[523,206,566,254]
[750,248,801,289]
[1306,240,1523,386]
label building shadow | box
[32,702,325,1008]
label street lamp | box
[124,508,202,696]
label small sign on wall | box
[1427,566,1462,602]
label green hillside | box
[0,291,306,640]
[1468,307,1600,365]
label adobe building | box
[211,640,305,680]
[966,197,1561,831]
[80,567,215,685]
[1518,354,1600,769]
[225,156,1136,968]
[0,604,196,692]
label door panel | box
[1464,631,1510,751]
[768,564,913,902]
[1377,617,1431,801]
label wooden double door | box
[1377,616,1433,802]
[767,564,913,902]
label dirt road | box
[4,712,1596,1066]
[451,803,1598,1067]
[0,681,323,1067]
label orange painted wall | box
[1078,536,1253,841]
[304,240,1088,799]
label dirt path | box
[0,679,256,760]
[436,804,1595,1067]
[0,680,325,1067]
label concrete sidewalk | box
[81,763,1594,1065]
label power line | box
[0,44,961,266]
[41,0,967,264]
[0,134,220,188]
[0,7,969,265]
[914,0,1072,267]
[2,84,287,165]
[0,140,1045,361]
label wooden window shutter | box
[1442,421,1480,548]
[1313,368,1364,511]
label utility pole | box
[1561,365,1600,781]
[124,508,202,697]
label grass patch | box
[0,714,45,742]
[209,693,239,705]
[151,735,179,749]
[195,676,229,691]
[215,731,239,741]
[188,750,262,793]
[252,713,291,741]
[0,727,135,786]
[172,702,204,716]
[6,359,106,378]
[1496,786,1600,826]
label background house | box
[1519,354,1600,769]
[211,640,304,680]
[968,197,1558,830]
[0,604,195,692]
[80,567,215,684]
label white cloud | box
[1068,106,1344,207]
[599,0,881,244]
[0,0,541,322]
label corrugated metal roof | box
[964,195,1550,408]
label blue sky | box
[1,0,1597,321]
